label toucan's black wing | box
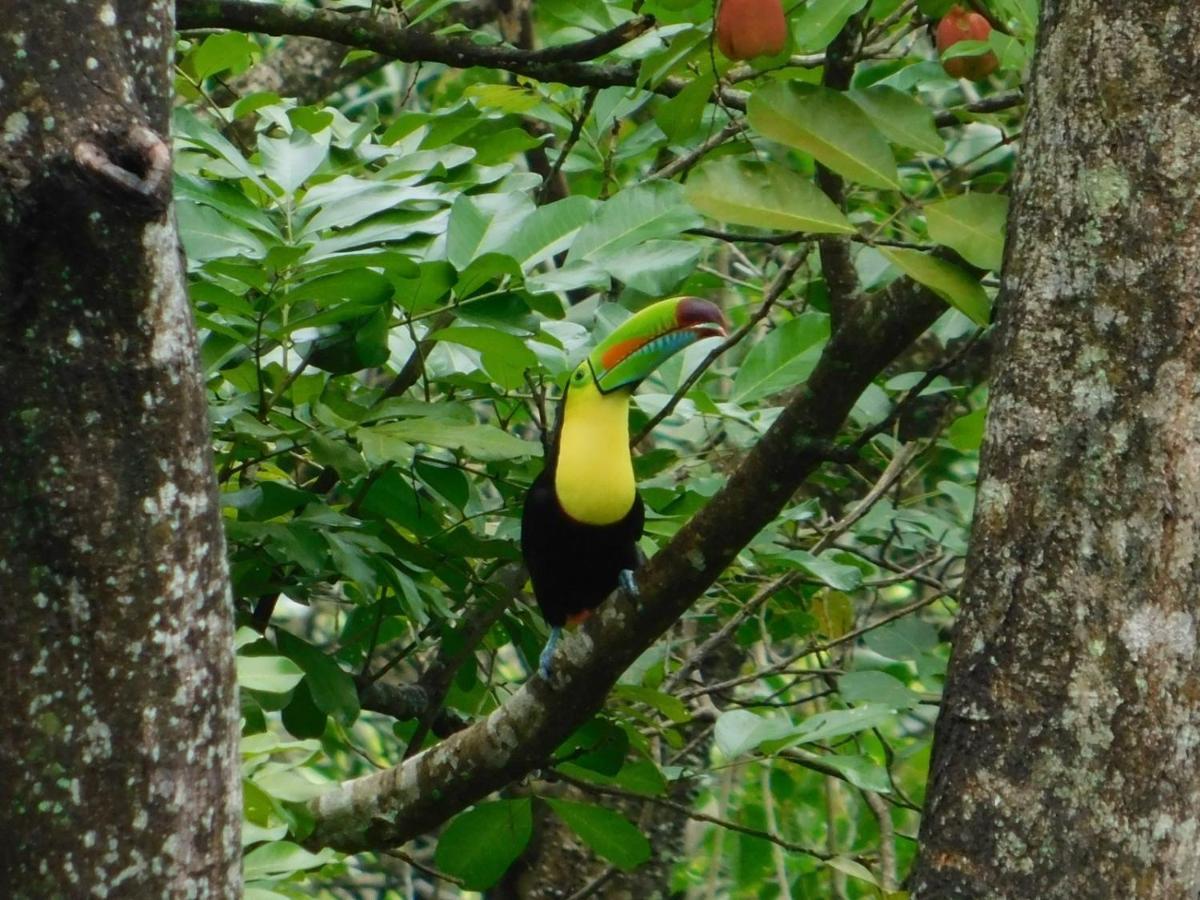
[521,468,643,627]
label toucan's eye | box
[573,369,585,382]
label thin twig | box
[381,849,465,887]
[679,591,949,700]
[538,87,598,204]
[862,789,897,890]
[653,120,747,180]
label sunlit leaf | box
[732,313,831,403]
[878,246,991,325]
[925,193,1009,270]
[686,159,855,235]
[748,83,900,189]
[849,86,946,155]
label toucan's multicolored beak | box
[587,297,727,394]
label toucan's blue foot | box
[538,626,561,680]
[619,568,640,600]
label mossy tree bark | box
[0,2,240,895]
[913,3,1200,896]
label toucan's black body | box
[520,466,644,627]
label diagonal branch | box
[177,0,654,88]
[177,0,751,109]
[305,272,947,853]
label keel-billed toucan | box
[521,297,727,678]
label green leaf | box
[309,431,368,479]
[748,83,900,190]
[715,709,793,758]
[925,193,1009,271]
[242,820,289,848]
[864,618,939,660]
[837,671,921,710]
[917,0,957,14]
[192,31,258,79]
[612,685,691,724]
[259,128,330,195]
[732,314,831,403]
[252,768,332,803]
[435,799,532,890]
[786,549,863,591]
[495,195,595,269]
[812,590,855,639]
[848,86,946,156]
[446,192,535,269]
[297,176,445,236]
[686,159,855,235]
[655,74,715,143]
[588,239,701,295]
[793,0,871,53]
[946,406,987,451]
[877,247,990,325]
[281,679,328,739]
[555,717,630,776]
[275,631,360,725]
[567,180,702,264]
[243,841,336,879]
[244,887,294,900]
[174,106,270,193]
[464,83,543,114]
[789,705,895,745]
[543,798,651,871]
[284,269,393,314]
[432,326,539,389]
[237,655,304,694]
[356,419,542,462]
[177,201,267,264]
[174,172,280,239]
[826,856,880,888]
[794,751,893,792]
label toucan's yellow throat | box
[555,379,636,525]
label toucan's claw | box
[619,568,640,600]
[538,626,561,680]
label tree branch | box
[177,1,655,89]
[304,272,947,853]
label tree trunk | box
[0,2,240,895]
[913,3,1200,896]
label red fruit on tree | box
[936,5,999,81]
[715,0,788,61]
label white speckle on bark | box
[141,220,190,368]
[4,111,29,143]
[1120,607,1196,662]
[67,579,90,624]
[98,3,116,25]
[85,56,99,70]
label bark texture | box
[913,3,1200,897]
[0,2,240,896]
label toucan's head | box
[567,297,727,397]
